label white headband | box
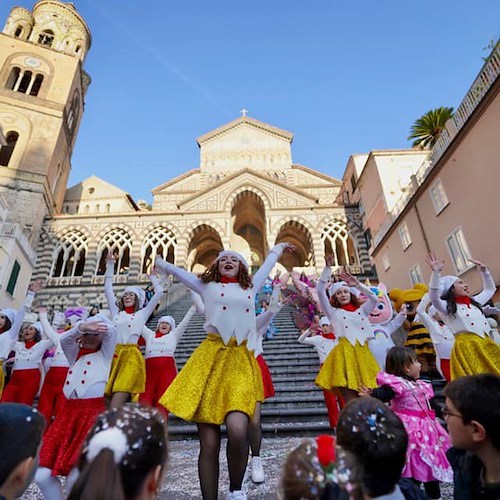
[439,275,459,299]
[216,250,248,269]
[123,286,146,308]
[319,316,331,326]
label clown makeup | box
[157,322,171,335]
[122,291,137,308]
[218,254,240,278]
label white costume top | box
[0,292,34,360]
[298,329,337,364]
[155,243,287,345]
[105,266,163,345]
[39,312,70,368]
[61,322,117,399]
[317,266,378,346]
[142,305,196,359]
[429,270,494,338]
[251,300,284,357]
[12,338,54,371]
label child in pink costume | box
[364,346,452,499]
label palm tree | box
[407,107,454,149]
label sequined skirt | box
[450,332,500,380]
[159,334,264,424]
[315,337,379,392]
[105,344,146,396]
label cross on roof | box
[240,108,248,117]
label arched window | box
[50,230,87,278]
[6,67,20,89]
[14,26,22,38]
[105,203,111,213]
[321,220,359,270]
[96,228,133,275]
[95,204,100,213]
[38,30,54,47]
[17,70,32,93]
[29,74,44,96]
[141,227,176,274]
[0,132,19,167]
[67,93,80,134]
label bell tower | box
[0,0,91,245]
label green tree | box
[407,107,454,149]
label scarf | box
[76,347,100,361]
[455,296,471,308]
[340,303,358,312]
[24,340,36,349]
[220,276,239,283]
[155,332,168,338]
[321,332,336,340]
[124,306,135,314]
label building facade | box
[369,44,500,301]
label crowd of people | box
[0,245,499,499]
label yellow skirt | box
[159,334,264,425]
[315,337,379,392]
[450,333,500,380]
[105,344,146,397]
[0,360,4,398]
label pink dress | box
[376,372,453,483]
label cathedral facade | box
[0,1,373,309]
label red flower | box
[316,434,336,467]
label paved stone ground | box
[22,437,453,499]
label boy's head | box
[336,397,408,498]
[0,404,45,499]
[444,374,500,452]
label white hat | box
[328,281,353,296]
[31,322,42,334]
[157,315,175,331]
[439,275,459,299]
[123,286,146,308]
[216,250,249,269]
[319,316,331,326]
[0,309,16,325]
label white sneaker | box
[251,456,265,483]
[226,490,247,500]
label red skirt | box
[37,366,69,426]
[256,354,275,400]
[1,368,41,405]
[139,356,177,416]
[39,397,105,476]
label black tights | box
[411,479,441,499]
[249,402,262,457]
[197,411,250,499]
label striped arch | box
[49,229,88,278]
[184,219,226,242]
[274,219,315,269]
[186,223,224,272]
[271,215,315,237]
[223,185,272,212]
[95,226,134,275]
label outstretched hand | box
[338,272,358,287]
[325,255,334,267]
[425,253,445,272]
[358,385,372,397]
[28,279,44,293]
[105,253,116,265]
[469,258,487,272]
[79,321,108,335]
[281,242,296,253]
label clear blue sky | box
[2,1,499,202]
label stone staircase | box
[146,287,331,438]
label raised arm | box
[154,256,205,295]
[317,263,335,325]
[173,305,197,343]
[253,243,294,291]
[38,307,60,345]
[104,254,119,317]
[469,260,496,305]
[141,325,154,343]
[59,325,82,365]
[140,273,163,319]
[425,253,448,315]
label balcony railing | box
[372,43,500,251]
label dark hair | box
[442,285,483,317]
[68,405,168,500]
[0,315,12,333]
[199,259,253,289]
[22,323,42,343]
[281,439,362,500]
[385,346,417,379]
[336,397,408,497]
[0,404,45,486]
[444,374,500,450]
